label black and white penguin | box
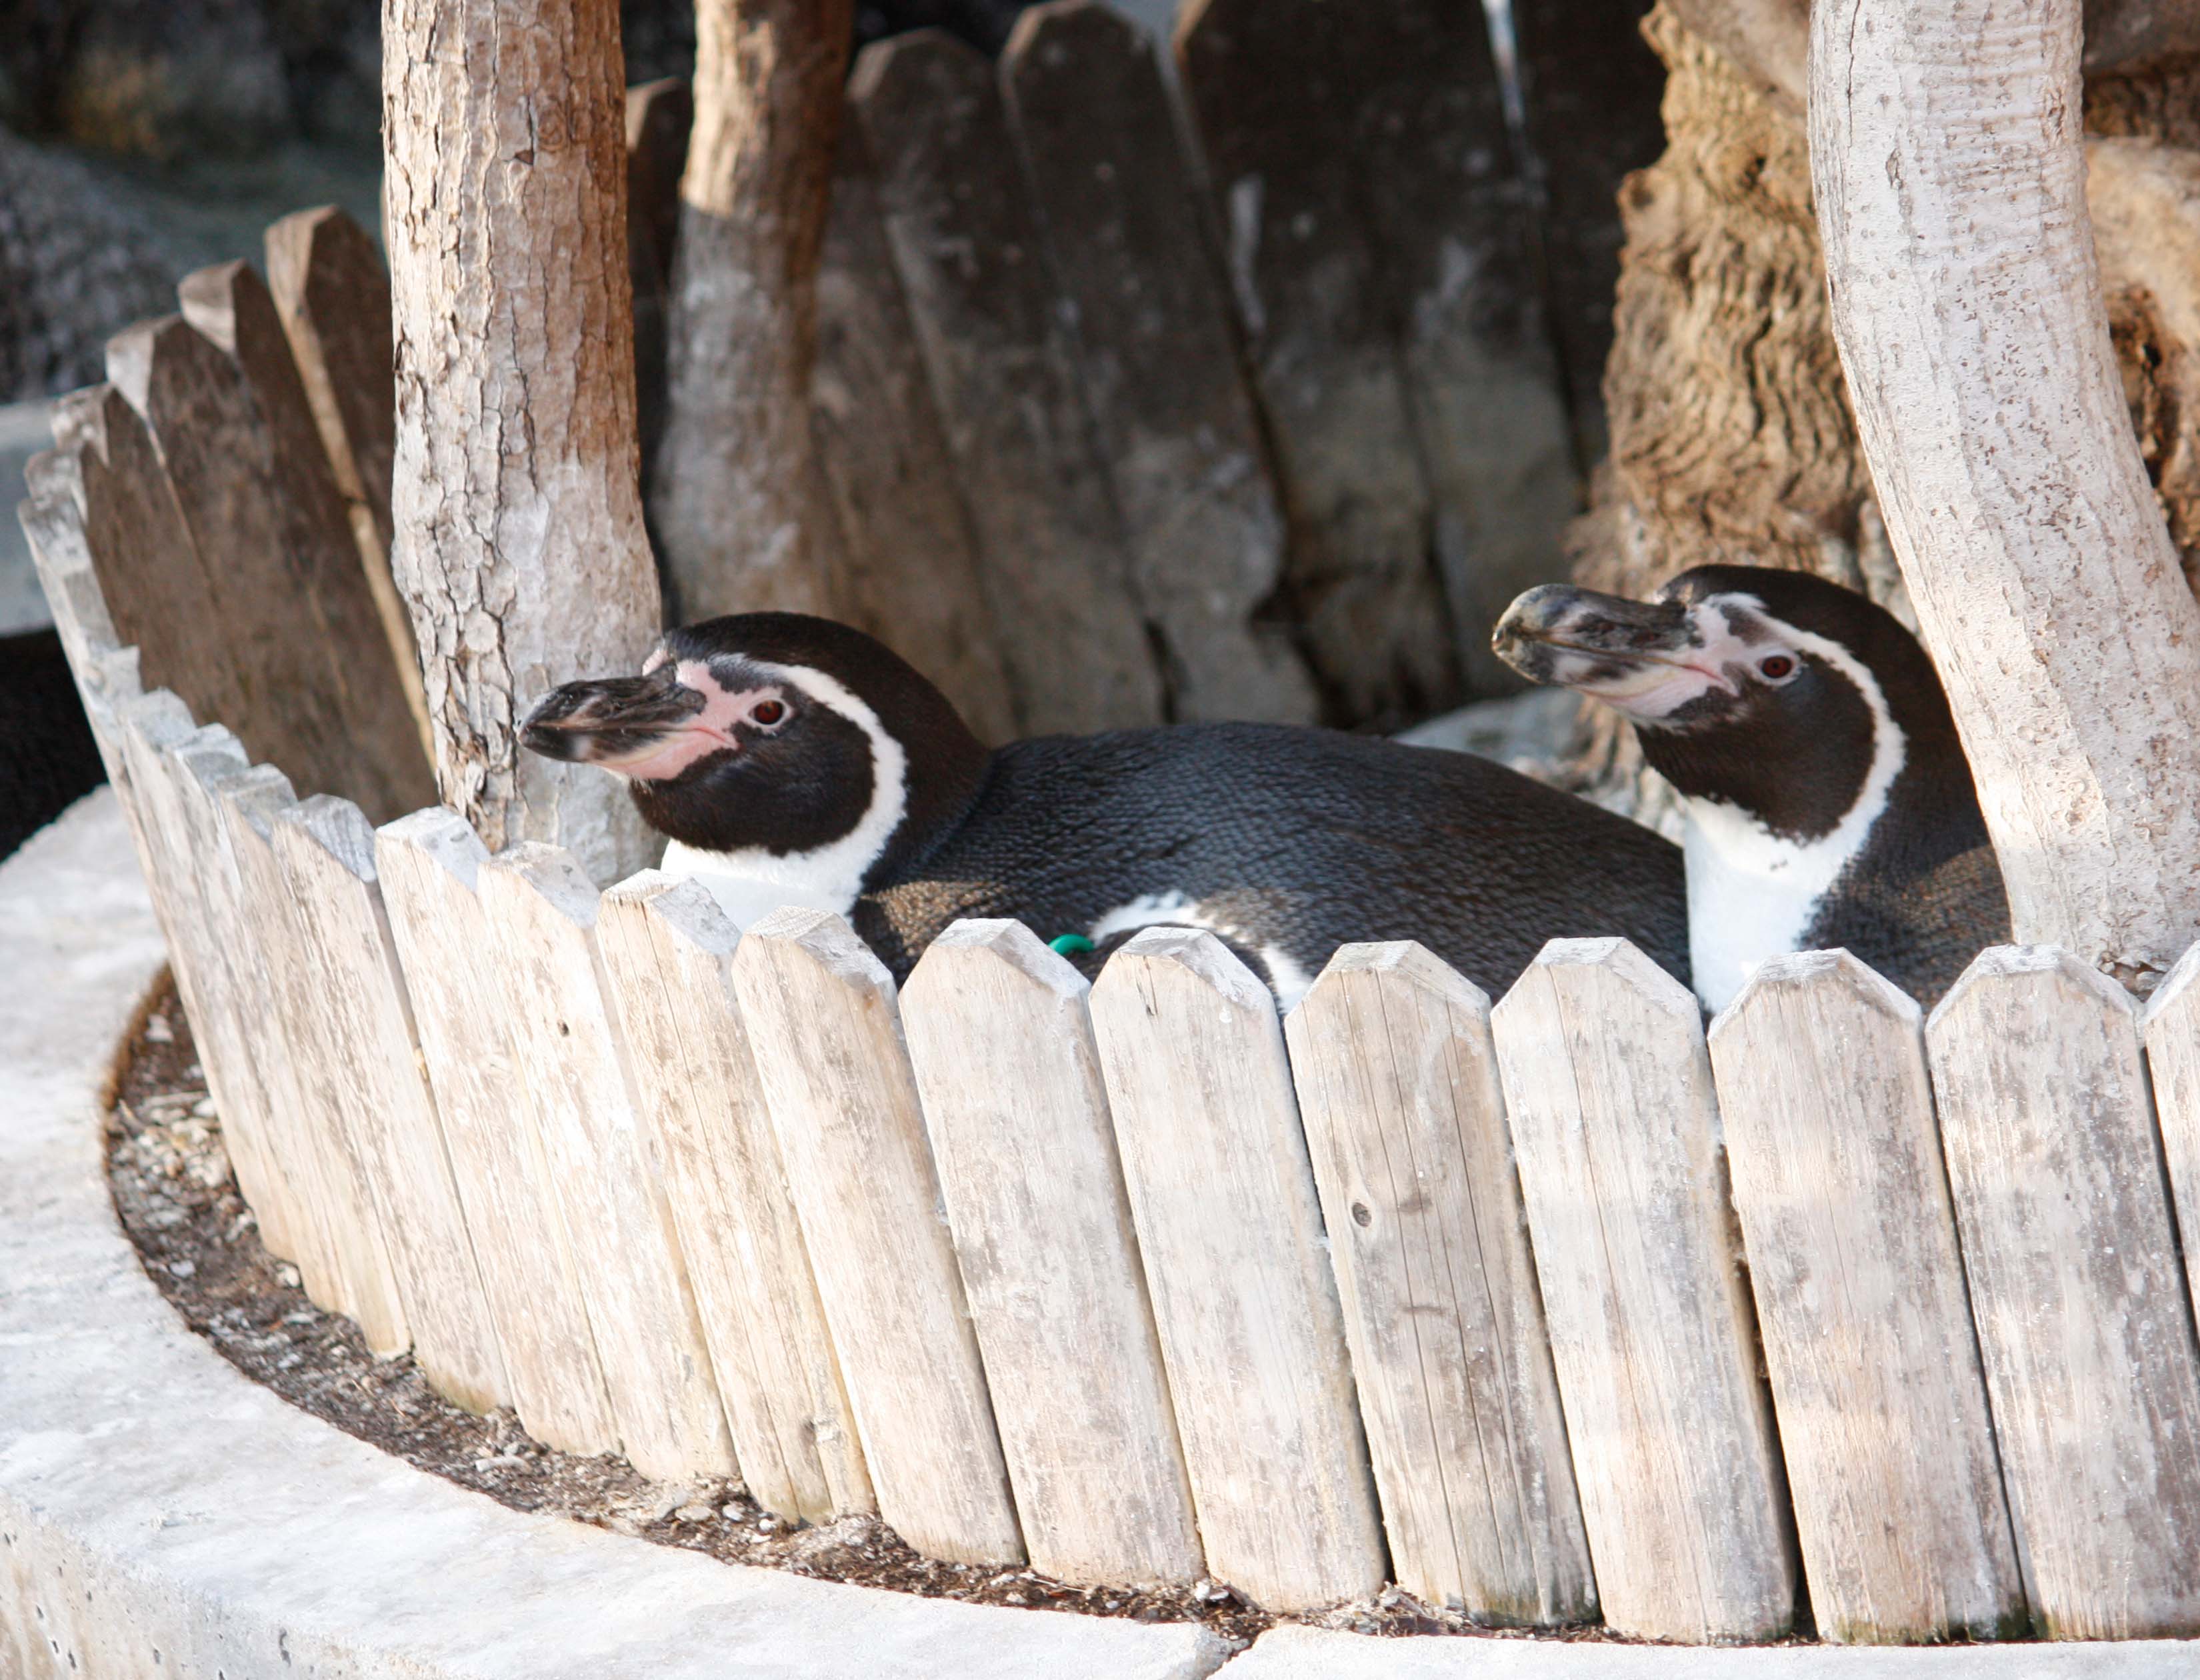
[519,612,1690,1005]
[1492,564,2009,1012]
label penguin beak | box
[519,666,708,768]
[1493,585,1741,720]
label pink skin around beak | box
[593,661,757,779]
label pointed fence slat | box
[1489,937,1796,1643]
[731,907,1023,1566]
[2144,943,2200,1382]
[477,844,735,1483]
[1927,946,2200,1639]
[901,919,1201,1586]
[598,875,873,1524]
[1285,941,1594,1625]
[375,811,619,1456]
[1088,927,1385,1611]
[271,797,507,1412]
[1709,951,2025,1644]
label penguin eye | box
[1757,654,1798,683]
[750,699,789,729]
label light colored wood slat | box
[477,844,734,1483]
[1709,951,2025,1644]
[375,810,619,1456]
[1927,945,2200,1638]
[1284,941,1594,1625]
[597,873,872,1524]
[2145,938,2200,1398]
[17,449,126,743]
[1489,937,1796,1643]
[901,918,1201,1586]
[1087,926,1385,1611]
[271,797,507,1412]
[730,907,1023,1566]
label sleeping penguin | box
[519,612,1689,1007]
[1492,565,2009,1012]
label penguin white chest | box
[1681,801,1851,1015]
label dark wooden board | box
[625,77,693,492]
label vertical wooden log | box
[809,119,1018,743]
[477,844,734,1482]
[850,30,1164,735]
[1088,927,1385,1611]
[1489,938,1796,1643]
[2144,940,2200,1346]
[1709,951,2025,1644]
[376,811,618,1457]
[1285,941,1594,1625]
[1178,0,1457,727]
[731,907,1023,1566]
[1001,1,1316,727]
[383,0,663,880]
[598,874,873,1523]
[900,919,1201,1586]
[1927,947,2200,1637]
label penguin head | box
[520,613,988,881]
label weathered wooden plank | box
[1928,946,2200,1639]
[900,918,1201,1585]
[1001,1,1315,727]
[477,844,735,1483]
[19,449,131,783]
[375,811,619,1457]
[598,873,872,1524]
[1177,0,1457,727]
[2145,940,2200,1378]
[730,906,1023,1566]
[849,30,1162,735]
[1709,951,2025,1644]
[1284,941,1593,1625]
[1489,937,1796,1642]
[271,797,507,1412]
[809,116,1019,744]
[1088,926,1385,1611]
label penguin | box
[519,611,1690,1007]
[1491,564,2009,1013]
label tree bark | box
[648,0,853,621]
[381,0,661,880]
[1813,0,2200,987]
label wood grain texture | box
[901,919,1201,1586]
[269,797,507,1413]
[1088,927,1385,1611]
[2143,938,2200,1391]
[17,448,124,726]
[376,811,617,1456]
[849,29,1163,735]
[1284,941,1593,1625]
[477,843,735,1483]
[731,907,1023,1566]
[1709,950,2024,1643]
[598,874,873,1523]
[1001,0,1315,727]
[1489,937,1796,1642]
[1927,945,2200,1637]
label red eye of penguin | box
[1757,655,1797,681]
[751,699,788,727]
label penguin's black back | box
[855,723,1689,999]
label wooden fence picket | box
[901,919,1202,1586]
[1709,951,2025,1644]
[17,449,126,731]
[598,875,873,1524]
[477,844,735,1483]
[1927,947,2200,1639]
[2144,941,2200,1360]
[731,907,1023,1566]
[271,797,507,1412]
[1001,1,1316,727]
[1284,941,1594,1625]
[850,30,1163,735]
[1088,927,1385,1611]
[1489,937,1796,1643]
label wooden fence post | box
[731,907,1024,1565]
[1285,941,1594,1625]
[1927,947,2200,1637]
[2143,940,2200,1349]
[598,875,873,1523]
[901,919,1202,1586]
[1709,951,2025,1643]
[477,844,735,1482]
[1089,927,1385,1611]
[1490,937,1796,1643]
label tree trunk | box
[381,0,661,881]
[648,0,853,621]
